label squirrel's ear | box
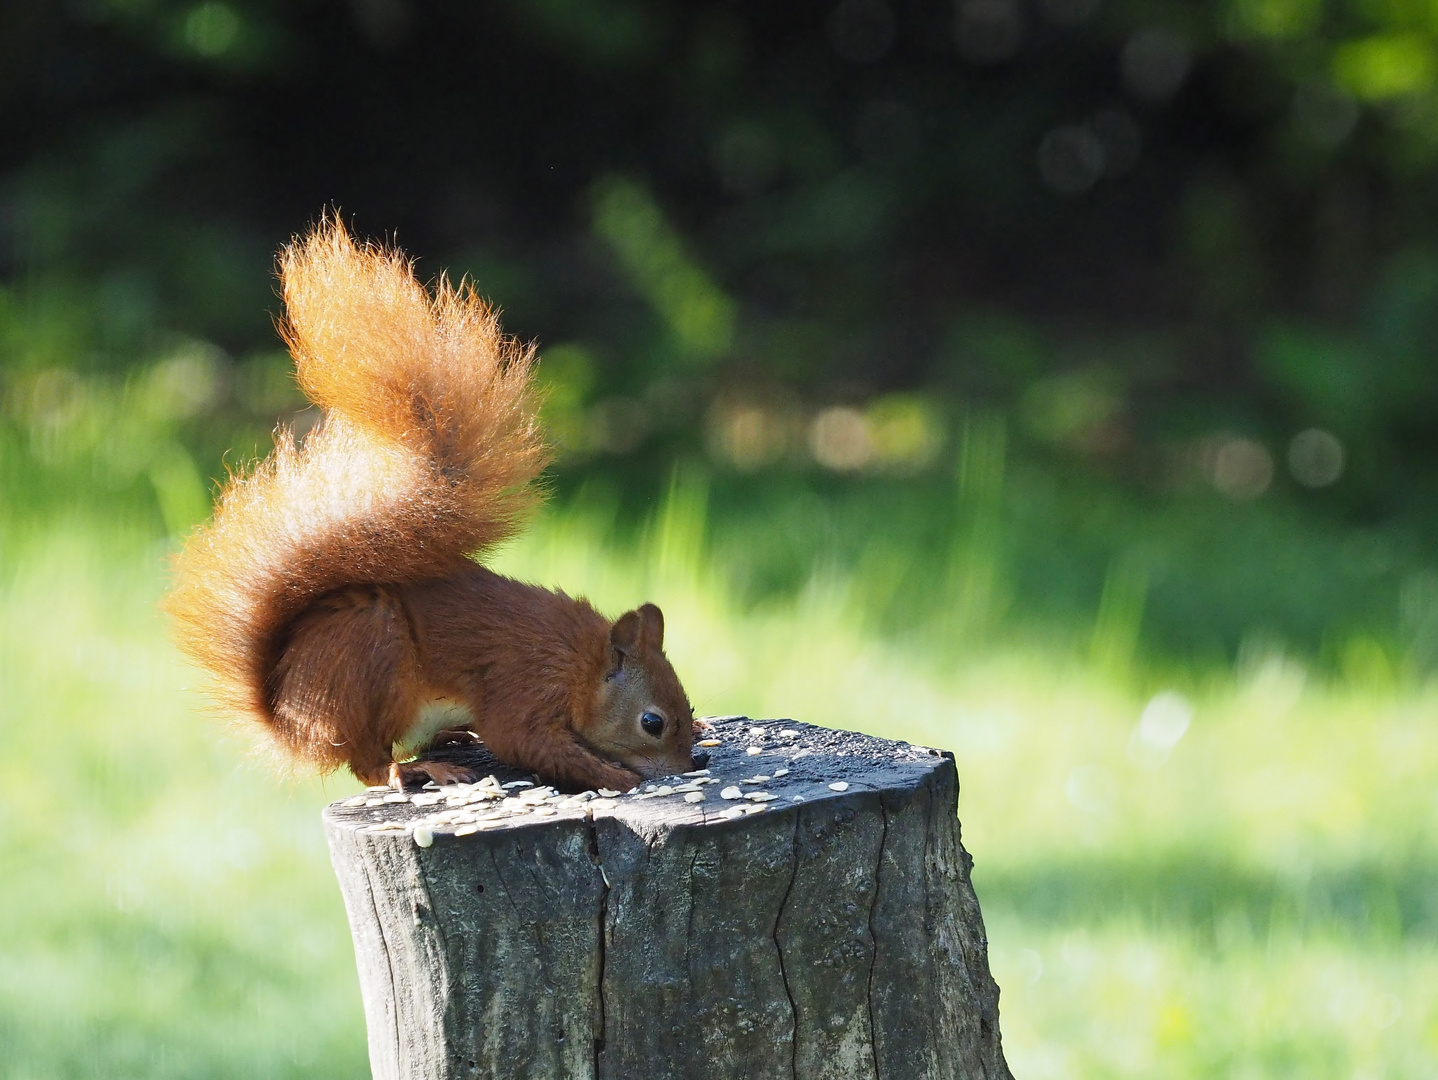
[610,609,643,658]
[638,603,664,650]
[611,603,664,658]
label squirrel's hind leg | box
[266,586,423,786]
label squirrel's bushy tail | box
[163,218,548,753]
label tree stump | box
[323,716,1013,1080]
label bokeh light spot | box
[1209,435,1274,501]
[1287,428,1344,488]
[184,2,240,58]
[1128,690,1193,768]
[1037,125,1105,194]
[707,401,795,471]
[810,406,873,471]
[714,123,780,196]
[865,395,944,472]
[1122,27,1191,102]
[1333,34,1437,102]
[954,0,1026,64]
[1292,82,1359,148]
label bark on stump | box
[323,716,1013,1080]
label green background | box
[2,1,1438,1075]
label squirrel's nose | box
[690,749,710,769]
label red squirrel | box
[163,218,703,792]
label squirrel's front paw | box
[389,759,481,791]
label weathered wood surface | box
[323,716,1013,1080]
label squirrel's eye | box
[640,711,665,737]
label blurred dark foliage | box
[5,0,1438,660]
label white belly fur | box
[396,696,475,756]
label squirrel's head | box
[587,603,701,781]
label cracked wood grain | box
[324,717,1013,1079]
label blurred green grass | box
[2,472,1436,1078]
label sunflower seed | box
[683,791,705,803]
[746,792,777,802]
[720,786,743,800]
[746,747,763,756]
[342,796,367,808]
[502,780,533,789]
[454,825,478,837]
[590,798,618,810]
[828,782,850,792]
[412,827,434,847]
[682,768,711,777]
[697,739,722,748]
[718,807,746,820]
[773,768,790,777]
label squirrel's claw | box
[389,759,481,791]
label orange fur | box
[163,218,697,790]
